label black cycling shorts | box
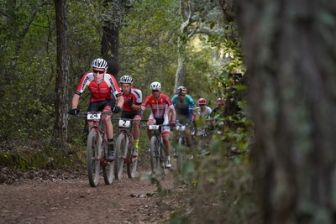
[121,110,141,119]
[88,99,115,112]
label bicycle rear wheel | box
[115,133,129,180]
[86,129,102,187]
[150,136,163,175]
[127,144,138,178]
[102,142,115,185]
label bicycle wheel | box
[176,137,185,173]
[115,133,129,180]
[159,140,166,176]
[86,129,102,187]
[150,136,161,174]
[127,144,138,179]
[102,141,115,185]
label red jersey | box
[75,72,121,103]
[142,93,173,119]
[122,88,143,112]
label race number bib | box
[87,112,101,120]
[118,119,131,128]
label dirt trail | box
[0,169,176,224]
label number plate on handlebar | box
[148,125,160,130]
[176,125,186,131]
[118,119,131,128]
[87,112,101,120]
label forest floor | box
[0,164,184,224]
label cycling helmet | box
[150,81,161,91]
[120,75,133,84]
[176,86,187,95]
[91,58,108,70]
[198,98,207,106]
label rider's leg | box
[132,115,141,156]
[103,106,115,160]
[185,128,193,147]
[162,131,172,168]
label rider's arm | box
[169,105,176,123]
[71,93,80,109]
[71,72,90,109]
[131,88,143,111]
[141,95,150,111]
[116,94,124,109]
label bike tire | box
[150,136,162,175]
[86,129,102,187]
[176,137,184,173]
[127,144,138,179]
[159,140,166,176]
[115,133,129,180]
[102,141,115,185]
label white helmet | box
[150,81,161,91]
[120,75,133,84]
[91,58,108,70]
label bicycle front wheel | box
[176,137,185,173]
[102,141,115,185]
[115,133,129,180]
[86,129,102,187]
[127,144,138,179]
[150,136,162,175]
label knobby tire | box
[115,133,128,180]
[86,129,102,187]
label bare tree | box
[54,0,69,145]
[236,0,336,223]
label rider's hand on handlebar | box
[69,108,80,115]
[112,105,121,113]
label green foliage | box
[119,0,179,94]
[0,145,85,170]
[0,0,102,143]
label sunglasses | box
[152,90,159,92]
[93,70,105,74]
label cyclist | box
[195,97,212,119]
[69,58,124,161]
[194,97,212,137]
[171,86,195,146]
[119,74,143,157]
[141,81,176,168]
[210,97,226,129]
[211,97,226,119]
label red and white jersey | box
[122,88,143,112]
[75,72,121,103]
[142,93,173,121]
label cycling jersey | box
[122,88,142,112]
[171,94,195,121]
[75,72,121,103]
[142,93,173,122]
[196,106,212,118]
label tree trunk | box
[101,25,119,61]
[174,0,192,92]
[237,1,336,223]
[54,0,69,145]
[174,36,186,91]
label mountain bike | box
[148,124,168,176]
[115,118,139,180]
[72,111,115,187]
